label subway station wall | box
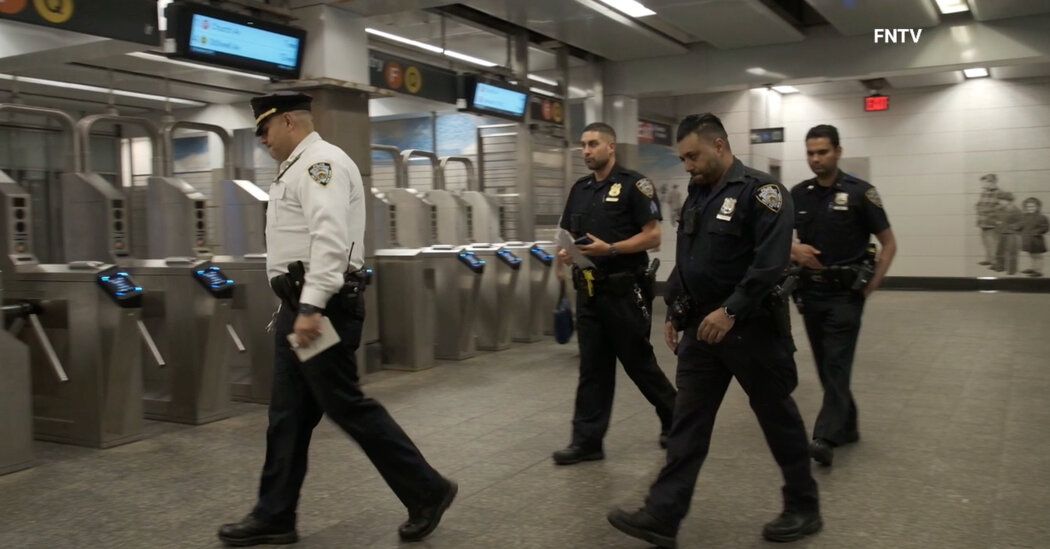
[640,77,1050,281]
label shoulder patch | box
[635,178,655,199]
[756,184,783,213]
[308,162,332,186]
[865,187,883,208]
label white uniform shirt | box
[266,131,366,309]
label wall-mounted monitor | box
[461,76,528,121]
[167,3,306,80]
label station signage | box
[638,119,673,146]
[0,0,159,46]
[369,50,458,105]
[529,95,564,125]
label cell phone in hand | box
[574,236,594,246]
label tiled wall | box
[780,77,1050,278]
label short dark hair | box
[581,122,616,142]
[805,124,840,148]
[676,113,729,147]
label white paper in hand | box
[287,316,341,362]
[555,228,596,269]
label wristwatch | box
[298,303,324,315]
[721,306,736,320]
[608,244,619,256]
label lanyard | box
[273,152,304,183]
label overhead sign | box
[0,0,159,45]
[750,127,785,144]
[530,95,564,125]
[865,94,890,112]
[168,3,305,79]
[638,119,672,146]
[369,50,458,105]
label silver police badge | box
[635,178,655,199]
[308,162,332,186]
[865,187,884,208]
[716,197,737,221]
[756,184,783,213]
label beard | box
[586,156,609,171]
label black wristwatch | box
[722,306,736,320]
[298,303,324,315]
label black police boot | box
[659,431,669,449]
[398,478,458,542]
[810,438,833,467]
[217,515,298,547]
[761,510,823,542]
[552,445,604,465]
[607,507,678,549]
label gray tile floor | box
[2,291,1049,548]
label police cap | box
[250,92,313,136]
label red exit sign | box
[865,95,889,112]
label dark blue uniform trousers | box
[799,289,865,445]
[572,290,677,449]
[645,313,818,530]
[252,294,443,527]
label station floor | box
[1,291,1048,548]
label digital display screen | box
[462,76,529,121]
[169,3,306,79]
[474,83,528,117]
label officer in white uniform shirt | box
[218,92,456,547]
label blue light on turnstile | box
[457,250,486,274]
[496,248,522,270]
[97,270,145,306]
[529,245,554,266]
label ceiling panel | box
[645,0,804,48]
[885,71,964,88]
[969,0,1050,21]
[290,0,455,16]
[461,0,688,60]
[991,63,1050,79]
[804,0,939,36]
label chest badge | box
[832,191,849,211]
[716,197,737,221]
[606,182,622,202]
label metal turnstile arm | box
[136,320,166,367]
[225,323,246,353]
[28,314,69,382]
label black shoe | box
[810,439,833,467]
[761,510,823,542]
[659,431,669,449]
[552,446,604,465]
[841,432,860,445]
[398,478,458,542]
[217,515,298,547]
[608,508,677,548]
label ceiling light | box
[935,0,970,15]
[963,67,989,78]
[0,73,206,106]
[596,0,656,17]
[127,52,271,81]
[365,28,443,54]
[772,85,799,94]
[528,73,558,87]
[529,87,558,98]
[443,50,498,67]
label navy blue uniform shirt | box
[666,158,794,319]
[559,163,662,273]
[790,171,890,266]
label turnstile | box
[0,284,34,475]
[529,242,559,336]
[422,246,484,360]
[426,190,472,245]
[2,174,151,448]
[375,248,435,370]
[466,244,521,351]
[502,242,546,343]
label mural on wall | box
[976,173,1048,278]
[172,135,211,173]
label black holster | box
[270,261,368,312]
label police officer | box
[608,114,820,548]
[218,93,455,546]
[791,124,897,466]
[976,174,1000,266]
[553,122,677,465]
